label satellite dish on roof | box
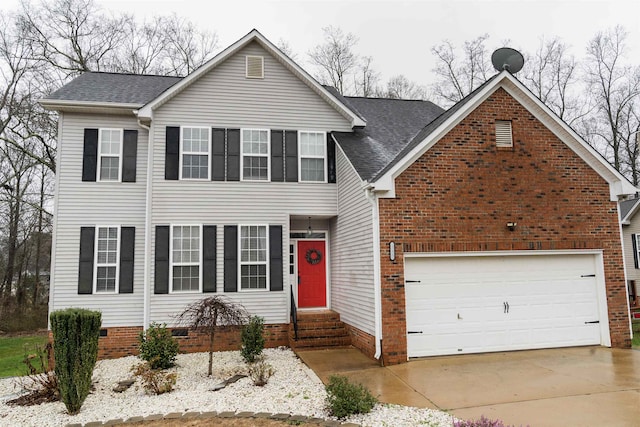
[491,47,524,74]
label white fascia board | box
[137,29,365,128]
[373,71,637,201]
[39,99,142,113]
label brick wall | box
[343,323,376,359]
[49,323,290,360]
[378,88,630,365]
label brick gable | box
[378,88,630,365]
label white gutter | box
[617,199,634,343]
[365,183,383,361]
[138,117,152,330]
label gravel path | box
[0,348,454,427]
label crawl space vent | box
[246,55,264,79]
[495,120,513,147]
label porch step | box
[289,310,351,350]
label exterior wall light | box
[389,241,396,261]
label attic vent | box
[246,55,264,79]
[495,120,513,147]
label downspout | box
[137,117,152,330]
[365,183,383,361]
[617,197,633,346]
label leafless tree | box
[431,34,492,105]
[584,26,640,176]
[175,296,248,376]
[276,38,297,61]
[159,14,218,76]
[308,26,359,95]
[382,75,430,100]
[354,56,380,97]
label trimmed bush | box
[50,308,102,415]
[241,316,265,363]
[138,323,179,369]
[325,374,377,419]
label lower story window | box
[95,226,118,293]
[240,225,268,290]
[172,225,201,292]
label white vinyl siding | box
[170,225,202,293]
[240,225,268,290]
[622,219,640,284]
[241,129,270,181]
[50,113,146,327]
[299,131,326,182]
[329,146,375,335]
[94,226,119,293]
[181,127,210,180]
[98,128,123,181]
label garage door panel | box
[405,254,603,358]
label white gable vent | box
[246,55,264,79]
[495,120,513,147]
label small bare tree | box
[175,296,248,376]
[308,26,359,95]
[383,75,430,100]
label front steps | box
[289,310,351,350]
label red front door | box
[297,240,327,308]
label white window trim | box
[298,130,327,183]
[179,126,211,181]
[93,225,120,294]
[97,128,123,182]
[240,128,271,182]
[169,224,203,293]
[238,224,270,292]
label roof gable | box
[620,198,640,224]
[137,29,365,127]
[373,71,637,201]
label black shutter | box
[633,234,638,269]
[122,130,138,182]
[78,227,95,294]
[285,130,298,182]
[82,129,98,182]
[327,134,336,183]
[227,129,240,181]
[212,128,226,181]
[154,226,170,294]
[269,225,283,291]
[119,227,135,293]
[165,127,180,180]
[271,130,284,182]
[203,225,217,292]
[224,225,237,292]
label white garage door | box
[405,253,604,358]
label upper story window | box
[171,225,201,292]
[98,129,123,181]
[95,226,119,293]
[181,127,210,180]
[299,131,326,182]
[241,129,270,181]
[240,225,268,290]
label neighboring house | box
[619,198,640,308]
[40,29,636,365]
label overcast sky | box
[3,0,640,87]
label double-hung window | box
[299,131,326,182]
[171,225,201,292]
[240,225,268,290]
[95,226,119,293]
[241,129,270,181]
[98,129,123,181]
[181,127,210,179]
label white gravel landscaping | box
[0,347,454,427]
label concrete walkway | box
[297,346,640,427]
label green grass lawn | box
[633,323,640,348]
[0,335,48,378]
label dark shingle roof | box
[333,97,444,181]
[44,72,183,105]
[620,198,640,222]
[369,74,500,181]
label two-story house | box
[41,30,635,365]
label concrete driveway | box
[297,346,640,427]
